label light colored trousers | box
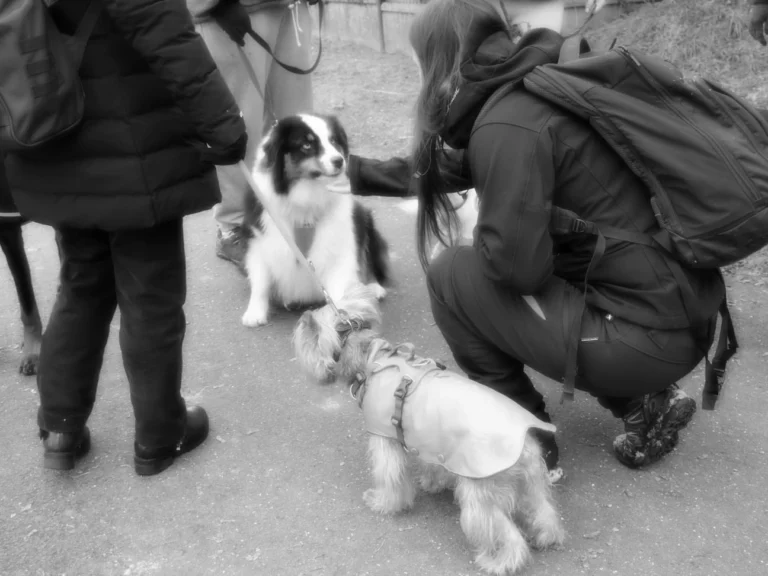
[197,3,314,233]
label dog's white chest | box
[361,347,556,479]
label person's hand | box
[208,0,252,47]
[749,4,768,45]
[196,133,248,166]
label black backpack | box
[0,0,100,152]
[478,37,749,409]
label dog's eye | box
[329,136,336,145]
[301,142,312,151]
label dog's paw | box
[18,353,39,376]
[547,467,565,485]
[475,542,531,576]
[368,283,387,301]
[363,488,410,514]
[531,522,566,551]
[241,307,269,327]
[19,328,42,376]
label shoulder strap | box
[245,0,324,75]
[68,0,101,67]
[472,79,520,134]
[557,35,592,64]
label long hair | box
[409,0,509,271]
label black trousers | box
[427,246,709,420]
[37,219,188,450]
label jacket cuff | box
[348,154,414,198]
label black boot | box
[134,406,209,476]
[41,427,91,470]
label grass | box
[584,0,768,106]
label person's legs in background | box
[198,3,314,273]
[37,228,117,470]
[110,219,209,476]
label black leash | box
[245,0,324,76]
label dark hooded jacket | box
[350,29,724,330]
[4,0,245,231]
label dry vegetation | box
[586,0,768,106]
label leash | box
[244,0,324,76]
[236,161,345,319]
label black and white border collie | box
[241,113,390,327]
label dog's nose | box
[331,156,344,170]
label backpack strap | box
[702,297,738,410]
[558,35,591,64]
[551,207,739,409]
[68,0,101,68]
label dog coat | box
[359,339,556,479]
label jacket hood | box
[441,28,564,149]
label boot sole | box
[134,455,175,477]
[134,421,209,477]
[43,430,91,471]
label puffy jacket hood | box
[441,28,563,149]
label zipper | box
[687,198,768,240]
[616,46,761,205]
[696,79,768,167]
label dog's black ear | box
[326,115,349,158]
[262,123,290,194]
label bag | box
[474,37,743,409]
[0,0,100,152]
[525,38,768,271]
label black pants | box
[427,247,709,420]
[37,219,188,450]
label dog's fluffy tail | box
[353,202,391,286]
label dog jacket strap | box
[391,375,413,447]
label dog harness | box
[355,339,557,479]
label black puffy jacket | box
[4,0,245,230]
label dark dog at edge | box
[1,160,42,375]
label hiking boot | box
[134,406,210,476]
[215,227,247,275]
[41,427,91,470]
[613,384,696,468]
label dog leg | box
[242,246,271,327]
[515,436,566,550]
[417,462,456,494]
[366,282,387,301]
[455,476,531,575]
[0,224,42,375]
[363,435,415,514]
[325,269,360,305]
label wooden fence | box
[317,0,651,54]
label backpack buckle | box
[572,219,588,234]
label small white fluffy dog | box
[241,114,390,327]
[293,287,565,575]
